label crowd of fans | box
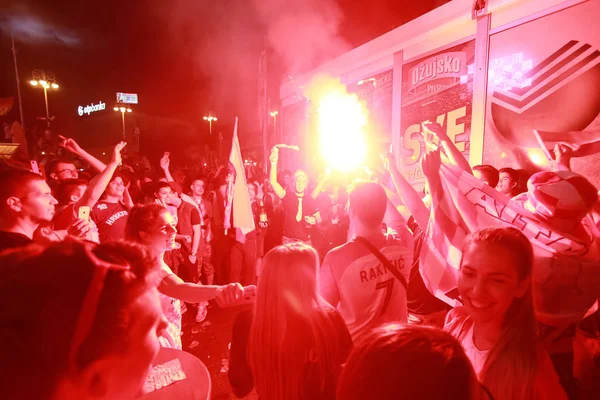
[0,122,598,400]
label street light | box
[30,70,59,127]
[114,106,133,139]
[203,115,217,135]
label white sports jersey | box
[320,231,413,340]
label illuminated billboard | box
[116,92,138,104]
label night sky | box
[1,0,449,155]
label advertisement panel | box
[347,69,393,159]
[116,92,139,104]
[400,40,475,186]
[484,0,600,187]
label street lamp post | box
[30,70,59,127]
[270,110,278,138]
[113,106,132,140]
[203,115,217,135]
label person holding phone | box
[52,142,127,243]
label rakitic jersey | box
[320,231,413,340]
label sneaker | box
[196,301,208,322]
[220,358,229,373]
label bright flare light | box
[317,90,367,172]
[30,80,38,86]
[527,149,549,167]
[51,83,59,89]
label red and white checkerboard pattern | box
[419,164,600,327]
[488,52,533,91]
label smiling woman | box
[444,227,567,400]
[125,204,244,349]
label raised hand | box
[553,142,579,168]
[160,154,170,170]
[269,147,279,164]
[68,218,93,238]
[380,152,397,172]
[421,149,441,180]
[111,141,127,166]
[422,122,448,142]
[58,135,84,154]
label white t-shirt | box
[320,232,413,340]
[461,324,489,375]
[158,262,182,349]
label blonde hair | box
[463,227,537,399]
[248,243,342,400]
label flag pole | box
[11,35,25,128]
[261,36,269,174]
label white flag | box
[229,117,256,235]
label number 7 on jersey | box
[375,278,395,316]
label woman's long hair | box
[463,227,537,399]
[248,243,343,400]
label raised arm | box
[160,154,175,182]
[421,148,442,199]
[423,122,472,175]
[269,147,286,199]
[59,135,106,172]
[75,142,126,209]
[382,153,430,231]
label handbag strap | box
[354,236,408,291]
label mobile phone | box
[30,160,40,174]
[216,285,257,308]
[78,206,91,221]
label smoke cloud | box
[253,0,351,76]
[0,12,80,47]
[155,0,350,133]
